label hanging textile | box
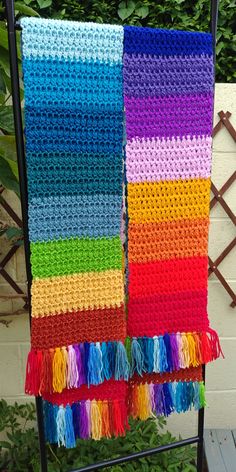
[124,26,222,418]
[21,18,129,446]
[20,17,222,447]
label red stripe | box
[43,380,127,405]
[128,257,208,298]
[130,366,203,385]
[128,290,209,337]
[31,306,126,350]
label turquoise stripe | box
[23,58,123,108]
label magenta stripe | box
[123,53,214,97]
[125,93,214,139]
[126,136,212,183]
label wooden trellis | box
[209,111,236,308]
[0,186,28,314]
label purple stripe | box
[123,54,214,97]
[125,93,214,139]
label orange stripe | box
[128,218,209,262]
[127,178,211,223]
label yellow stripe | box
[31,270,124,317]
[127,178,211,223]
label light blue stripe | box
[21,18,124,64]
[28,195,122,242]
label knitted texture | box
[21,18,129,444]
[124,26,222,380]
[21,18,222,447]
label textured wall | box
[166,83,236,437]
[0,84,235,438]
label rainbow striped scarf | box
[21,18,222,448]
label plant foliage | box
[15,0,235,82]
[0,399,197,472]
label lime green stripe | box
[30,236,122,278]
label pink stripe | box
[126,135,212,183]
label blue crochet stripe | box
[24,107,123,147]
[124,26,213,56]
[25,141,123,155]
[26,151,122,166]
[22,59,123,109]
[26,158,123,199]
[28,195,122,242]
[20,18,124,65]
[26,155,122,198]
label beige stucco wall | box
[0,83,235,437]
[167,83,236,437]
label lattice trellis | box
[0,186,28,315]
[209,111,236,308]
[0,110,235,314]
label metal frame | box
[4,0,219,470]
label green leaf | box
[0,155,20,195]
[0,47,11,78]
[0,106,15,134]
[216,41,225,55]
[0,69,12,95]
[0,440,11,449]
[135,5,149,19]
[4,156,18,178]
[0,71,6,96]
[182,465,197,472]
[36,0,53,9]
[5,227,23,241]
[0,22,9,50]
[118,1,135,20]
[14,2,40,17]
[0,135,17,161]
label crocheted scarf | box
[21,18,222,448]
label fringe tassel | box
[115,342,130,381]
[43,398,128,447]
[26,340,129,395]
[91,400,102,440]
[129,330,222,376]
[130,380,206,419]
[88,343,103,386]
[26,331,222,395]
[25,349,42,395]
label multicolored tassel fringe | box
[25,341,129,395]
[44,399,128,447]
[43,380,206,447]
[129,381,206,420]
[25,330,221,395]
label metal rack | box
[4,0,219,470]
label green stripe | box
[30,236,123,278]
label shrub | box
[0,399,197,472]
[18,0,236,82]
